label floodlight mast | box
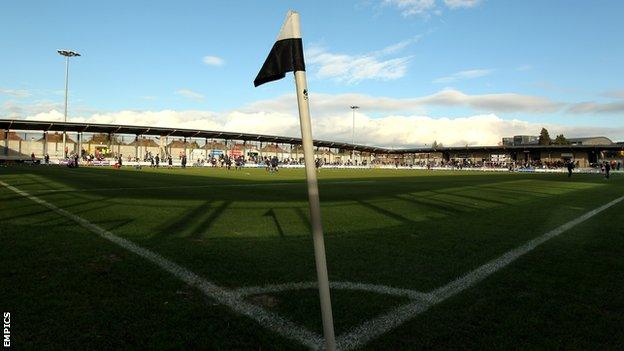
[57,49,81,158]
[350,105,359,160]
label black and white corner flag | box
[253,11,337,350]
[253,11,305,87]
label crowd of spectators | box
[361,158,623,171]
[37,149,624,173]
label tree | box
[553,134,571,145]
[538,128,551,145]
[431,140,443,149]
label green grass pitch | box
[1,165,623,350]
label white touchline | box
[0,180,324,350]
[335,194,624,351]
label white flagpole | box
[290,12,337,351]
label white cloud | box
[246,89,561,114]
[2,100,64,116]
[515,64,533,71]
[443,0,482,9]
[384,0,482,17]
[175,89,205,101]
[384,0,436,17]
[1,89,563,123]
[306,39,418,84]
[374,36,423,55]
[420,89,561,113]
[17,108,622,147]
[433,69,493,84]
[5,91,620,146]
[602,90,624,99]
[567,101,624,114]
[333,113,528,147]
[0,88,31,98]
[202,55,225,66]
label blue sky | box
[1,0,623,146]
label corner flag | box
[253,13,305,87]
[254,11,336,351]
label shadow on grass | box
[263,209,286,238]
[192,201,231,240]
[357,199,417,225]
[395,194,465,215]
[3,165,610,203]
[92,218,137,232]
[151,201,232,240]
[2,166,619,248]
[430,190,510,206]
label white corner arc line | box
[0,180,324,350]
[234,281,430,301]
[336,194,624,350]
